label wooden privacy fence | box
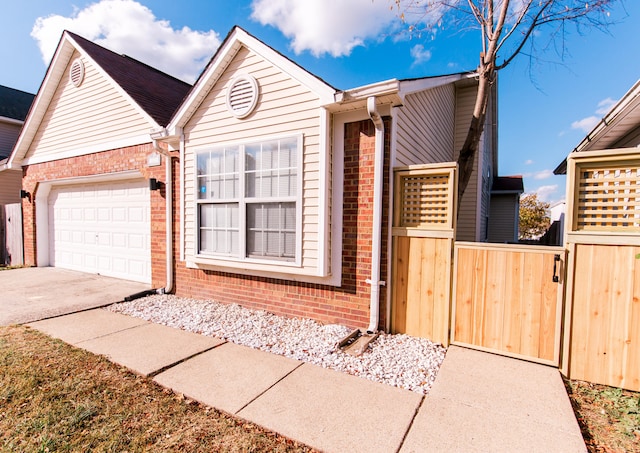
[0,203,24,266]
[452,242,565,366]
[563,148,640,391]
[390,163,457,346]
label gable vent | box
[226,74,259,119]
[69,59,85,87]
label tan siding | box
[395,84,455,166]
[0,170,21,204]
[0,122,21,158]
[487,194,518,243]
[454,85,480,241]
[184,46,322,272]
[25,51,152,162]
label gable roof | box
[168,26,337,133]
[68,32,191,126]
[0,85,35,122]
[8,31,191,168]
[554,78,640,175]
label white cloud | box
[31,0,220,83]
[524,159,534,165]
[250,0,396,57]
[533,169,553,180]
[570,96,619,134]
[410,44,432,66]
[571,115,599,133]
[595,97,617,115]
[533,185,558,202]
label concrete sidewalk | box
[28,309,586,453]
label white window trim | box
[194,134,304,267]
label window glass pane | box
[198,148,239,200]
[198,203,239,256]
[280,138,297,168]
[246,202,295,261]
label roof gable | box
[9,31,190,167]
[68,32,191,126]
[169,26,336,132]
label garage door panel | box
[48,179,151,283]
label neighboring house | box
[487,175,524,243]
[10,26,509,331]
[0,85,35,204]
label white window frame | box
[195,134,303,267]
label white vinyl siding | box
[395,84,455,166]
[184,46,323,273]
[24,51,152,162]
[454,85,481,242]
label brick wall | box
[21,143,169,288]
[172,118,391,329]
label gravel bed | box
[106,295,447,394]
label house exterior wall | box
[173,118,391,329]
[183,46,325,276]
[21,143,168,288]
[0,121,21,158]
[23,50,151,164]
[395,84,456,166]
[454,85,481,241]
[0,170,21,204]
[487,194,518,243]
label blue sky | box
[1,0,638,204]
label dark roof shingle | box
[68,32,192,126]
[0,85,35,121]
[492,175,524,193]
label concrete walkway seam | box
[233,361,306,415]
[146,341,229,379]
[394,394,426,453]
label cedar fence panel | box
[451,242,564,366]
[390,163,457,346]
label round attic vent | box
[226,74,259,119]
[69,59,85,87]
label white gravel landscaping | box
[106,294,447,394]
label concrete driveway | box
[0,267,150,326]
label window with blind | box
[196,136,300,263]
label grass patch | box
[0,325,316,452]
[565,379,640,452]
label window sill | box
[186,256,339,286]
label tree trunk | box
[456,61,494,212]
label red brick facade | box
[22,118,391,330]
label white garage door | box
[48,179,151,283]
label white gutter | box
[366,96,386,333]
[179,132,185,262]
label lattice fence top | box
[576,165,640,232]
[397,172,452,228]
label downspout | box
[151,138,173,295]
[366,96,385,333]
